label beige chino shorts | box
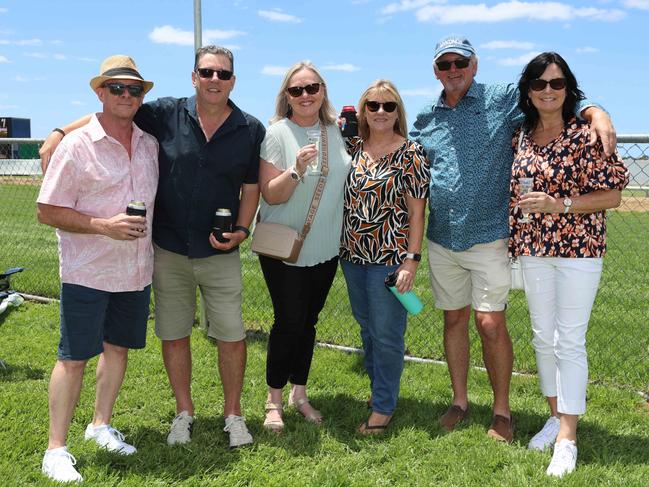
[427,238,510,312]
[153,244,246,342]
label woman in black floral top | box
[340,80,430,435]
[509,52,628,478]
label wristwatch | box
[289,166,304,182]
[405,252,422,262]
[563,197,573,214]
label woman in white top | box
[258,61,350,432]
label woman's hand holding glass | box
[304,129,321,175]
[519,191,562,215]
[294,145,316,177]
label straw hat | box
[89,55,154,93]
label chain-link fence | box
[1,136,647,395]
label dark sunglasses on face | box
[103,82,145,97]
[365,101,398,113]
[529,77,567,91]
[286,82,322,98]
[195,68,234,80]
[435,57,471,71]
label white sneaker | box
[528,416,560,451]
[224,415,253,449]
[546,439,578,478]
[167,411,194,445]
[42,447,83,483]
[84,424,137,455]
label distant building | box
[0,117,31,160]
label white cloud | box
[149,25,246,46]
[576,46,598,54]
[321,63,361,72]
[480,40,536,50]
[258,9,302,23]
[409,1,626,23]
[24,52,46,59]
[498,51,541,66]
[0,8,7,13]
[50,40,63,45]
[0,105,19,110]
[71,101,85,106]
[0,38,43,46]
[0,55,9,63]
[261,65,288,76]
[13,75,45,82]
[381,0,439,15]
[53,54,67,60]
[624,0,649,10]
[76,57,96,63]
[400,88,439,97]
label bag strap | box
[299,123,329,239]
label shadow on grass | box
[0,361,45,381]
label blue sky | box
[1,0,648,137]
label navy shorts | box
[58,283,151,361]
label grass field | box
[1,303,648,486]
[1,182,648,393]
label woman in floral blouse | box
[509,52,628,478]
[340,80,430,434]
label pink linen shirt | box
[37,114,159,292]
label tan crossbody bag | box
[251,124,329,264]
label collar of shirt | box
[184,96,250,137]
[87,112,145,144]
[435,80,480,109]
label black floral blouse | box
[509,118,629,258]
[340,137,430,265]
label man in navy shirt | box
[41,46,265,449]
[410,36,615,443]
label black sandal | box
[358,418,391,436]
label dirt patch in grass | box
[616,197,649,212]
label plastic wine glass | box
[305,128,321,176]
[518,177,534,223]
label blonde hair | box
[270,61,337,126]
[357,79,408,140]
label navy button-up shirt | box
[411,81,593,252]
[135,96,265,258]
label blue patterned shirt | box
[411,81,593,252]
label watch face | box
[564,197,573,207]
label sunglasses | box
[103,82,145,97]
[435,58,471,71]
[195,68,234,80]
[365,101,398,113]
[529,77,567,91]
[286,83,322,98]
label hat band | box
[101,67,144,80]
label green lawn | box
[0,303,648,486]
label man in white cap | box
[38,55,158,482]
[410,35,616,444]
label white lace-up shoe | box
[84,424,137,455]
[224,415,253,449]
[167,411,194,445]
[528,416,561,451]
[546,439,578,478]
[42,447,83,483]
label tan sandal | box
[288,396,323,425]
[263,401,284,433]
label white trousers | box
[520,256,603,415]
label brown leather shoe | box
[487,414,515,443]
[439,405,468,431]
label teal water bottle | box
[384,271,424,315]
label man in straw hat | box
[38,55,158,482]
[40,45,265,450]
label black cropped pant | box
[259,255,338,389]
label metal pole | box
[194,0,202,52]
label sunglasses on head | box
[435,57,471,71]
[529,77,567,91]
[195,68,234,80]
[286,82,322,98]
[103,82,145,97]
[366,101,398,113]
